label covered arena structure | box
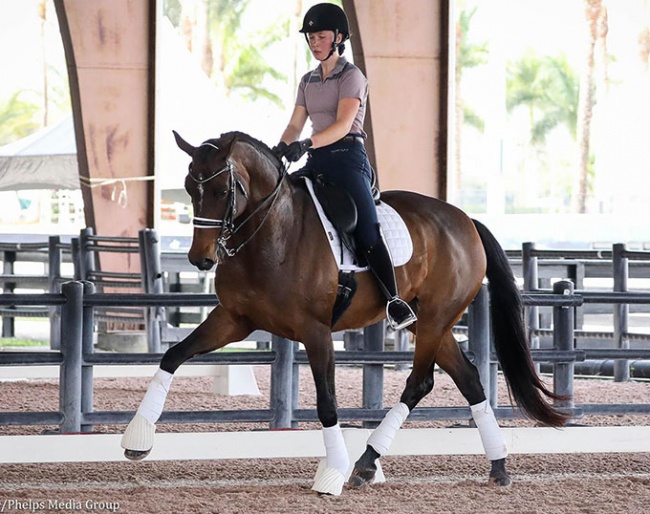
[2,2,650,509]
[51,0,449,271]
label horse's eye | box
[188,163,193,172]
[214,190,228,198]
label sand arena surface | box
[1,366,650,513]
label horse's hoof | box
[488,473,512,487]
[488,457,511,486]
[124,449,151,461]
[348,467,376,488]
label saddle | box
[292,168,380,260]
[291,168,365,326]
[291,168,411,327]
[312,173,360,259]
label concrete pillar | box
[54,0,156,275]
[344,0,449,198]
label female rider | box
[274,2,416,330]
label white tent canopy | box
[0,116,79,191]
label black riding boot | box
[364,237,417,330]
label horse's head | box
[173,130,284,271]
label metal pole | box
[141,228,163,353]
[79,227,95,280]
[81,281,96,433]
[292,341,300,429]
[71,237,82,280]
[2,249,15,337]
[60,281,83,433]
[613,243,629,382]
[270,335,294,429]
[522,242,540,373]
[489,360,498,407]
[48,236,62,350]
[553,280,575,413]
[468,285,490,400]
[362,321,385,429]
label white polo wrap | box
[322,423,349,475]
[367,402,410,456]
[471,400,508,461]
[136,368,174,424]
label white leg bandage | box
[121,368,174,452]
[312,424,349,495]
[322,424,349,476]
[471,400,508,461]
[136,368,174,424]
[367,402,410,456]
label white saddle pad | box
[304,178,413,272]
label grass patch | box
[0,338,48,348]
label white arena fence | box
[2,426,650,465]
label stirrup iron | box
[386,297,417,330]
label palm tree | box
[290,0,304,102]
[575,0,608,213]
[507,51,579,144]
[164,0,183,29]
[224,23,288,105]
[204,0,249,82]
[167,0,287,106]
[506,52,580,213]
[507,52,550,134]
[454,6,489,192]
[38,0,49,127]
[0,92,41,146]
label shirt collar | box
[316,56,348,81]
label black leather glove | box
[284,138,313,162]
[271,141,288,158]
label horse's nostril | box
[188,250,216,271]
[200,258,215,271]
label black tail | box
[472,219,568,427]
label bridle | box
[188,141,287,260]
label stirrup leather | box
[386,297,417,330]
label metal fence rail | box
[1,282,650,433]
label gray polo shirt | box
[296,57,368,138]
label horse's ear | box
[173,130,196,157]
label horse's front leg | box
[303,329,349,496]
[121,306,252,460]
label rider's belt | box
[341,135,365,145]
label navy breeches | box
[305,139,381,250]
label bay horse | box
[121,130,568,495]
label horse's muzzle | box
[188,233,218,271]
[190,256,216,271]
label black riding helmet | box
[299,3,350,59]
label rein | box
[189,141,287,259]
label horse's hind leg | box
[436,334,511,486]
[121,306,252,460]
[350,338,437,487]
